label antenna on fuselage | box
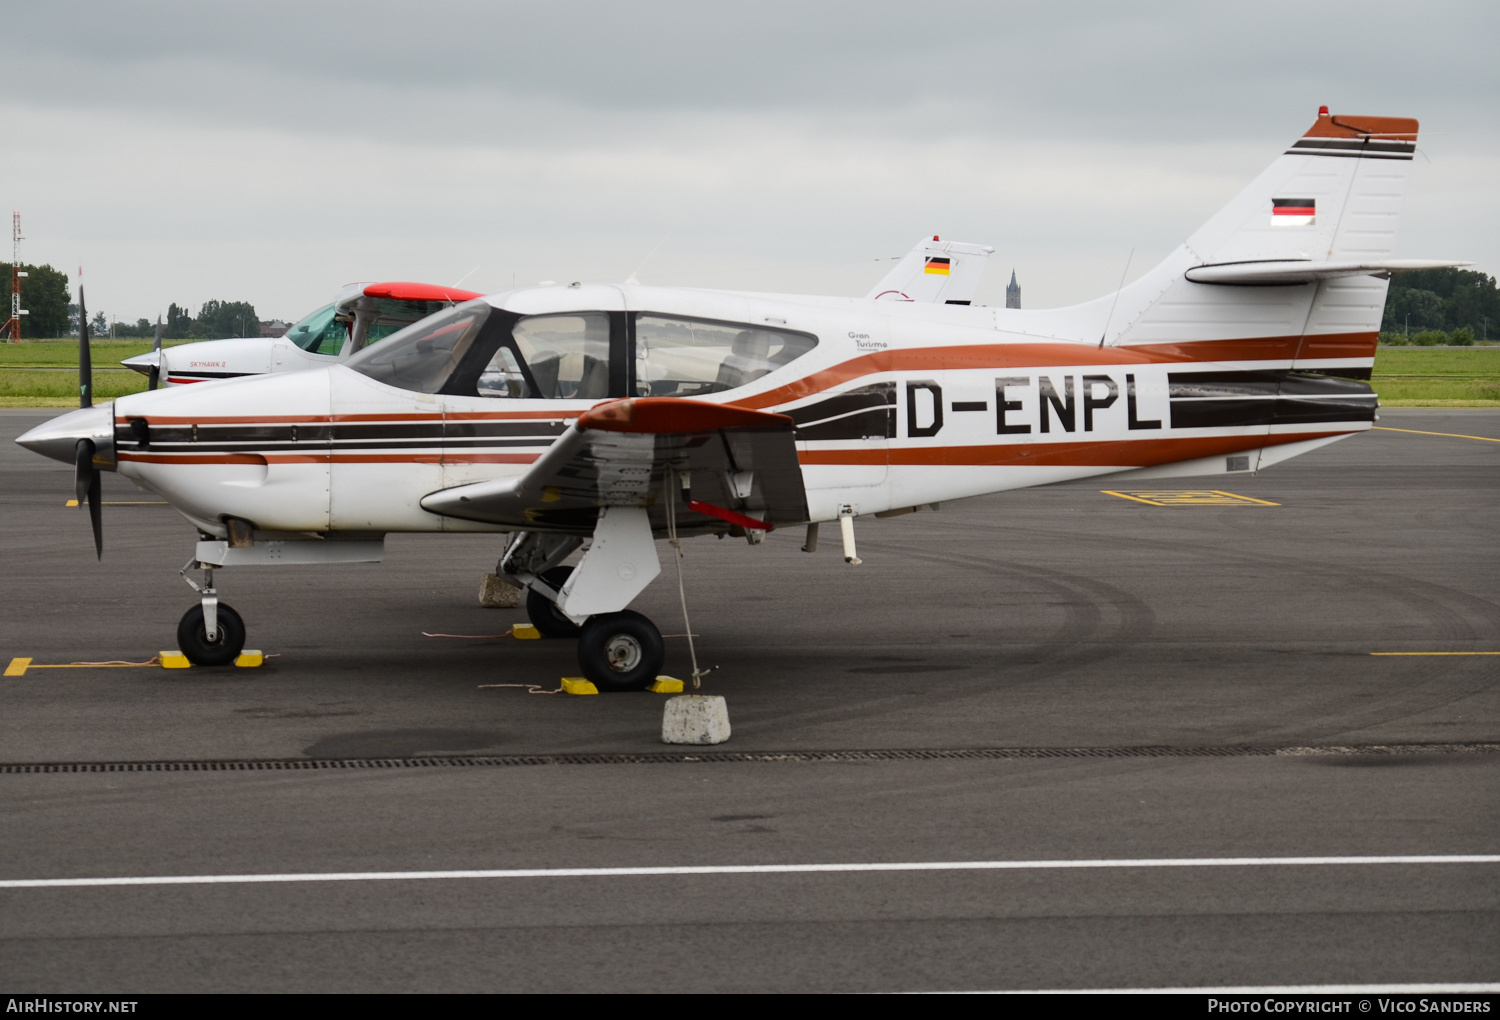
[624,210,689,285]
[1098,247,1135,349]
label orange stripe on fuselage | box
[735,334,1373,411]
[117,452,541,466]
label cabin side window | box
[633,315,817,397]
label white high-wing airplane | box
[120,240,994,389]
[120,281,486,388]
[19,109,1467,690]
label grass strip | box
[1,341,1496,406]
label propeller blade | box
[73,439,103,560]
[74,439,93,504]
[86,463,103,560]
[78,285,92,408]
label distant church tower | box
[1005,269,1021,309]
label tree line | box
[3,262,1496,345]
[1,262,262,340]
[1380,267,1499,345]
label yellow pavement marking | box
[6,652,267,675]
[1373,426,1500,443]
[1102,489,1280,507]
[7,657,160,676]
[65,500,169,507]
[1370,651,1500,656]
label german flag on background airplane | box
[1272,197,1315,226]
[922,256,951,275]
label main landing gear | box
[178,563,247,666]
[522,567,666,692]
[525,566,582,638]
[505,513,667,692]
[576,611,665,692]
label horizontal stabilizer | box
[1185,259,1471,286]
[420,397,808,533]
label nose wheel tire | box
[577,611,664,692]
[177,603,247,667]
[525,566,584,638]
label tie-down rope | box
[665,468,707,690]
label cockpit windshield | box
[345,302,490,393]
[283,303,348,356]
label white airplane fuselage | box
[91,281,1374,540]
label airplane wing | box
[868,237,996,304]
[420,397,808,534]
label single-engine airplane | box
[121,280,486,388]
[18,109,1467,691]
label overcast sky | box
[5,0,1497,323]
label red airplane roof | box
[362,281,484,303]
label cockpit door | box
[438,308,631,504]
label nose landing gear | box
[177,562,247,666]
[177,602,246,667]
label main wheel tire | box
[177,603,247,667]
[526,566,582,638]
[577,611,664,692]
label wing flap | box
[420,398,807,533]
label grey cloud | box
[15,1,1499,142]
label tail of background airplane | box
[1011,109,1465,376]
[869,237,995,305]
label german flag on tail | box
[923,256,951,275]
[1272,198,1315,226]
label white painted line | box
[0,855,1496,890]
[943,984,1500,995]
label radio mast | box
[7,212,23,342]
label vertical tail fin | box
[1041,110,1457,377]
[868,237,995,305]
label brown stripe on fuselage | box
[117,411,572,426]
[798,430,1350,468]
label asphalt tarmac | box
[0,407,1495,992]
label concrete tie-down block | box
[479,573,522,608]
[662,695,731,745]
